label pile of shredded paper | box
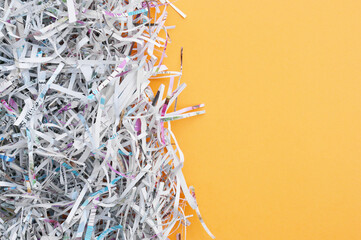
[0,0,214,239]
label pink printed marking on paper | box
[1,100,14,112]
[135,119,141,134]
[118,59,127,68]
[107,162,135,179]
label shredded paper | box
[0,0,214,239]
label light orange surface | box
[153,1,361,239]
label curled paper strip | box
[0,0,214,239]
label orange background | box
[153,0,361,239]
